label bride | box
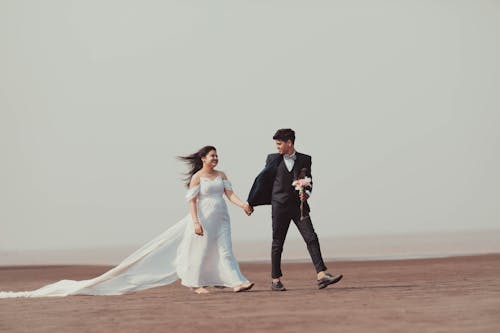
[0,145,254,298]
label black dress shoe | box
[271,281,287,291]
[317,273,343,289]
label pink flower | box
[292,177,312,191]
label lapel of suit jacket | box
[268,153,282,172]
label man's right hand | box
[243,203,254,216]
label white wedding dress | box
[0,176,249,298]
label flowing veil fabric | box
[0,179,248,298]
[0,216,190,298]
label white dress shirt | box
[283,152,296,172]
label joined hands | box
[243,203,254,216]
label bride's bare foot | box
[233,282,255,292]
[193,287,209,294]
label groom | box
[246,128,343,291]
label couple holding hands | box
[0,128,342,299]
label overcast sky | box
[1,0,499,252]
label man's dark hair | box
[273,128,295,144]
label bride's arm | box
[220,172,251,211]
[188,174,204,236]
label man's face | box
[275,140,293,155]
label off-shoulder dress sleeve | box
[222,179,233,191]
[185,185,200,201]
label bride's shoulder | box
[216,170,228,180]
[189,172,201,187]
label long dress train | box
[0,176,249,298]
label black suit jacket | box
[247,152,312,209]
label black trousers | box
[271,202,327,279]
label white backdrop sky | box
[1,0,499,252]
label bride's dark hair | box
[178,145,217,187]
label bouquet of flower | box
[292,169,312,220]
[292,177,312,191]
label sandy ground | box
[1,254,499,333]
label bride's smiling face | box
[202,150,218,168]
